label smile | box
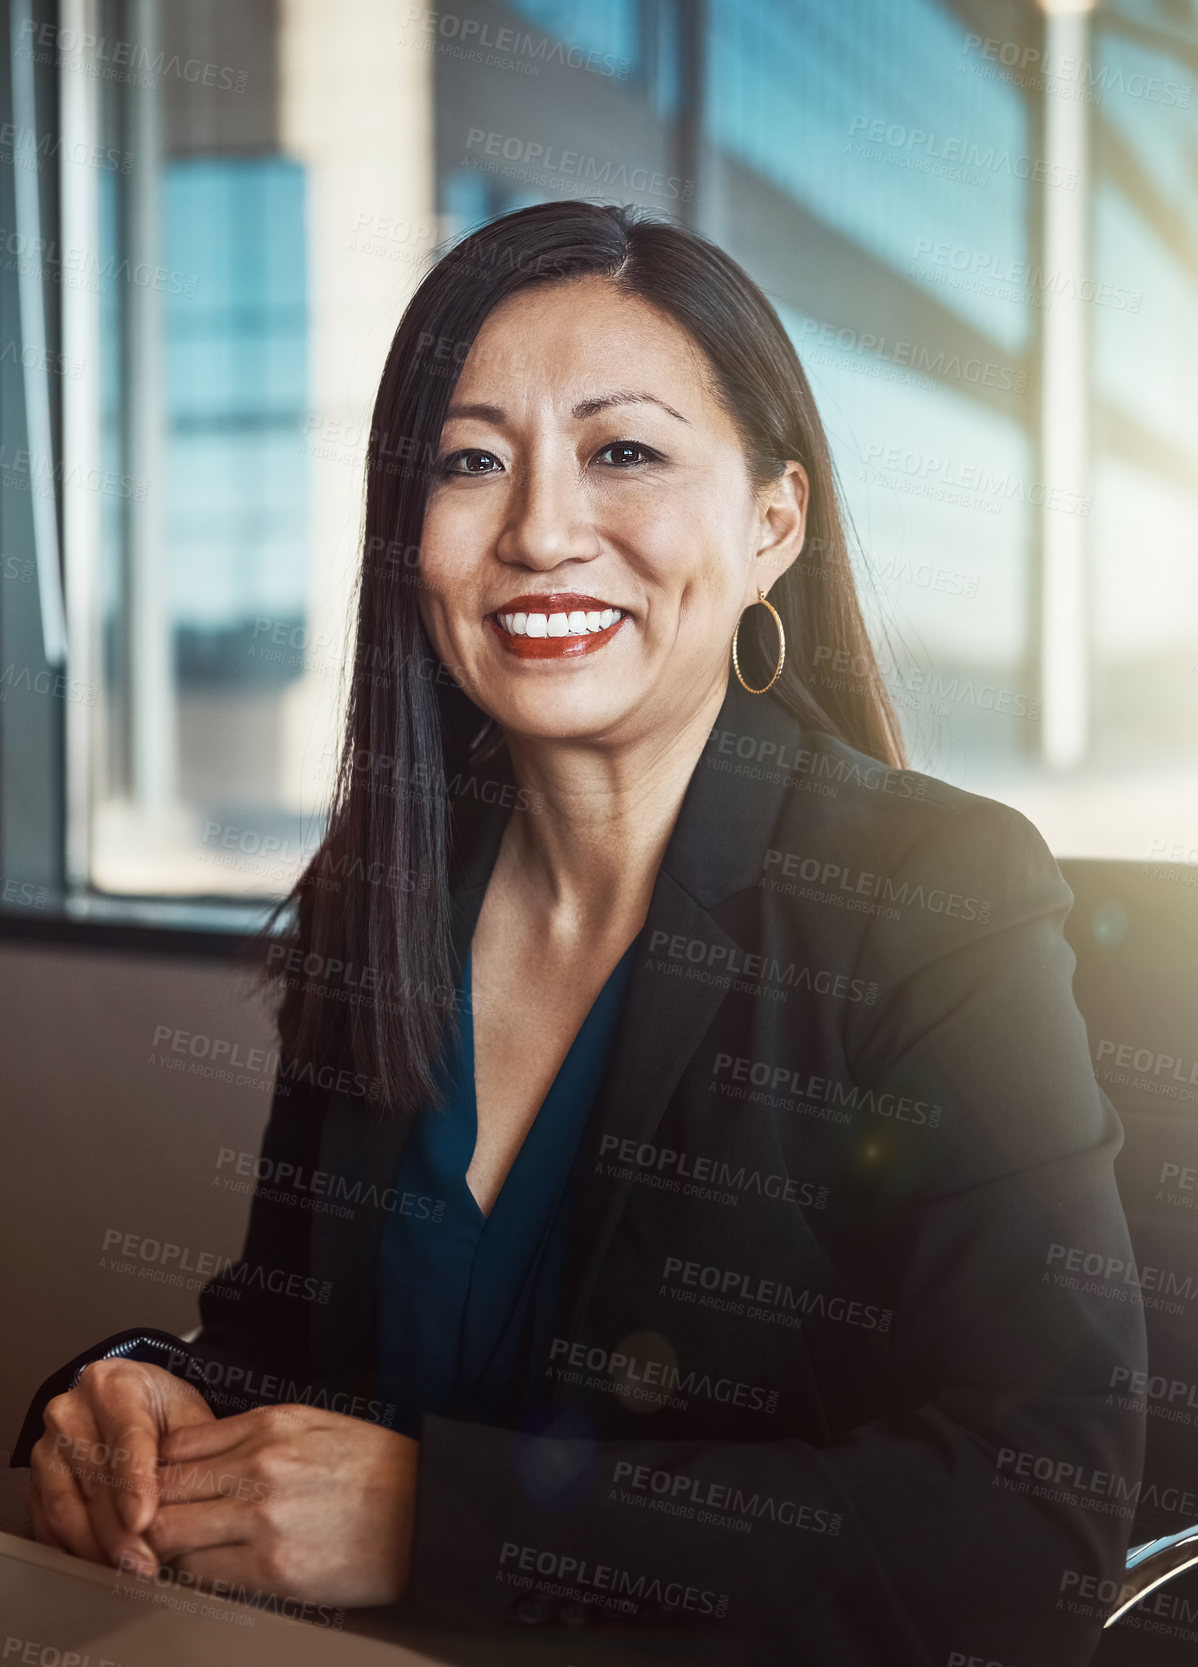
[484,592,629,660]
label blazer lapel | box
[558,674,804,1336]
[308,1089,410,1380]
[558,871,744,1338]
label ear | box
[745,461,809,607]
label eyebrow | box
[444,390,690,425]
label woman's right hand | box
[28,1358,216,1575]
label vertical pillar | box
[127,0,176,813]
[277,0,436,817]
[1038,0,1093,770]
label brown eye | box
[439,449,502,475]
[598,441,663,468]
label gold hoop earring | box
[731,589,785,695]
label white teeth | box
[493,607,624,638]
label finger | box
[88,1390,171,1535]
[155,1453,257,1506]
[172,1544,280,1598]
[146,1499,249,1562]
[28,1477,102,1561]
[129,1377,216,1525]
[159,1408,271,1464]
[31,1421,108,1564]
[73,1460,159,1577]
[27,1490,62,1548]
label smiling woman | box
[279,210,905,1126]
[17,202,1145,1666]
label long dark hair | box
[259,200,906,1117]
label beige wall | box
[0,940,278,1453]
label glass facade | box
[41,0,1197,901]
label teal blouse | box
[376,942,637,1436]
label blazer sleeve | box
[406,798,1148,1666]
[186,1069,327,1396]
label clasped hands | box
[28,1359,419,1608]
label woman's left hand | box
[145,1405,419,1608]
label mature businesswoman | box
[19,201,1145,1665]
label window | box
[48,0,436,907]
[2,0,1195,930]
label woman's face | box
[417,274,807,747]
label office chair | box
[1061,859,1198,1654]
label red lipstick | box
[484,591,629,660]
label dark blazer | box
[18,673,1147,1665]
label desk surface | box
[0,1529,723,1667]
[0,1531,440,1665]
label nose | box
[494,450,601,572]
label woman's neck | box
[495,673,729,942]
